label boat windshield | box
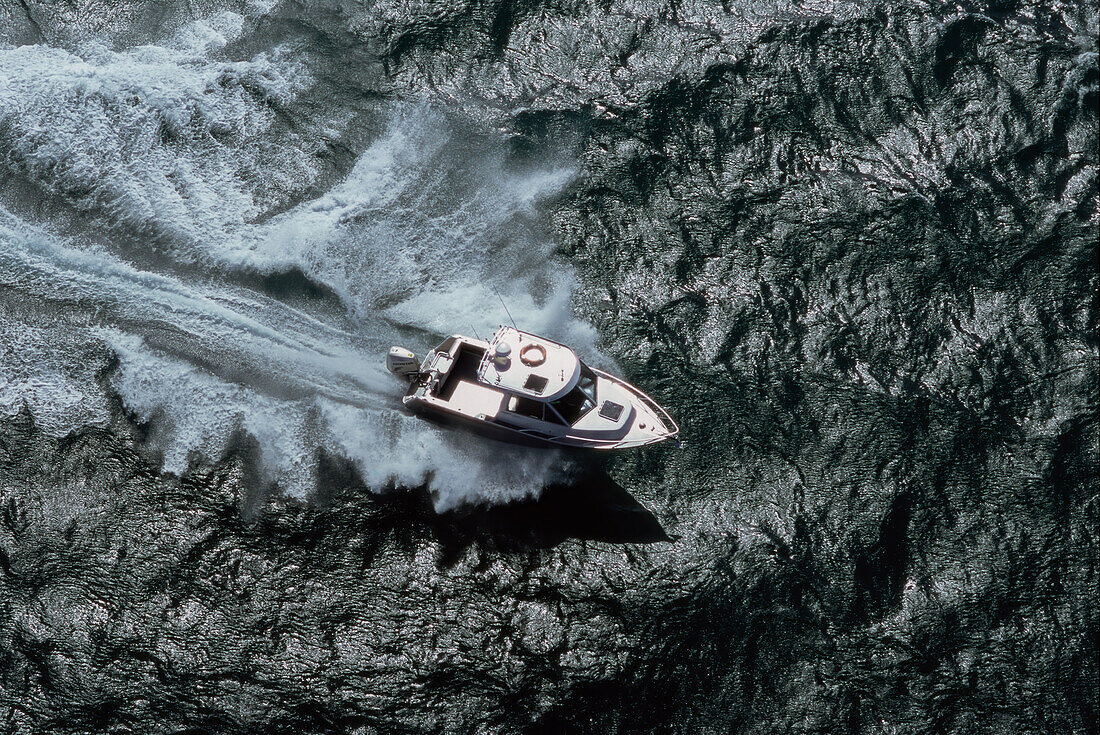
[550,364,598,425]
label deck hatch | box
[523,374,549,394]
[599,401,624,421]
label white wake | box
[0,13,601,509]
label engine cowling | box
[386,347,420,379]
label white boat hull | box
[391,332,679,451]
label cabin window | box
[576,365,597,403]
[542,405,568,425]
[509,395,541,418]
[508,396,569,425]
[549,365,598,425]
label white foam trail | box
[0,206,578,506]
[0,15,315,264]
[0,319,113,436]
[0,16,603,508]
[225,105,589,340]
[0,118,598,509]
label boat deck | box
[437,343,486,401]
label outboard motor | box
[386,347,420,379]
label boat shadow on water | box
[433,465,673,553]
[308,450,671,559]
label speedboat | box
[387,326,679,450]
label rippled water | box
[0,0,1096,732]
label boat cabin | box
[400,325,677,449]
[416,327,599,427]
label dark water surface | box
[0,0,1097,732]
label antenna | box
[469,323,481,341]
[492,287,519,331]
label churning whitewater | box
[0,0,1095,731]
[0,13,595,508]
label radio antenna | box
[469,323,482,341]
[492,287,519,331]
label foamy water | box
[0,12,600,509]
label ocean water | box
[0,0,1096,733]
